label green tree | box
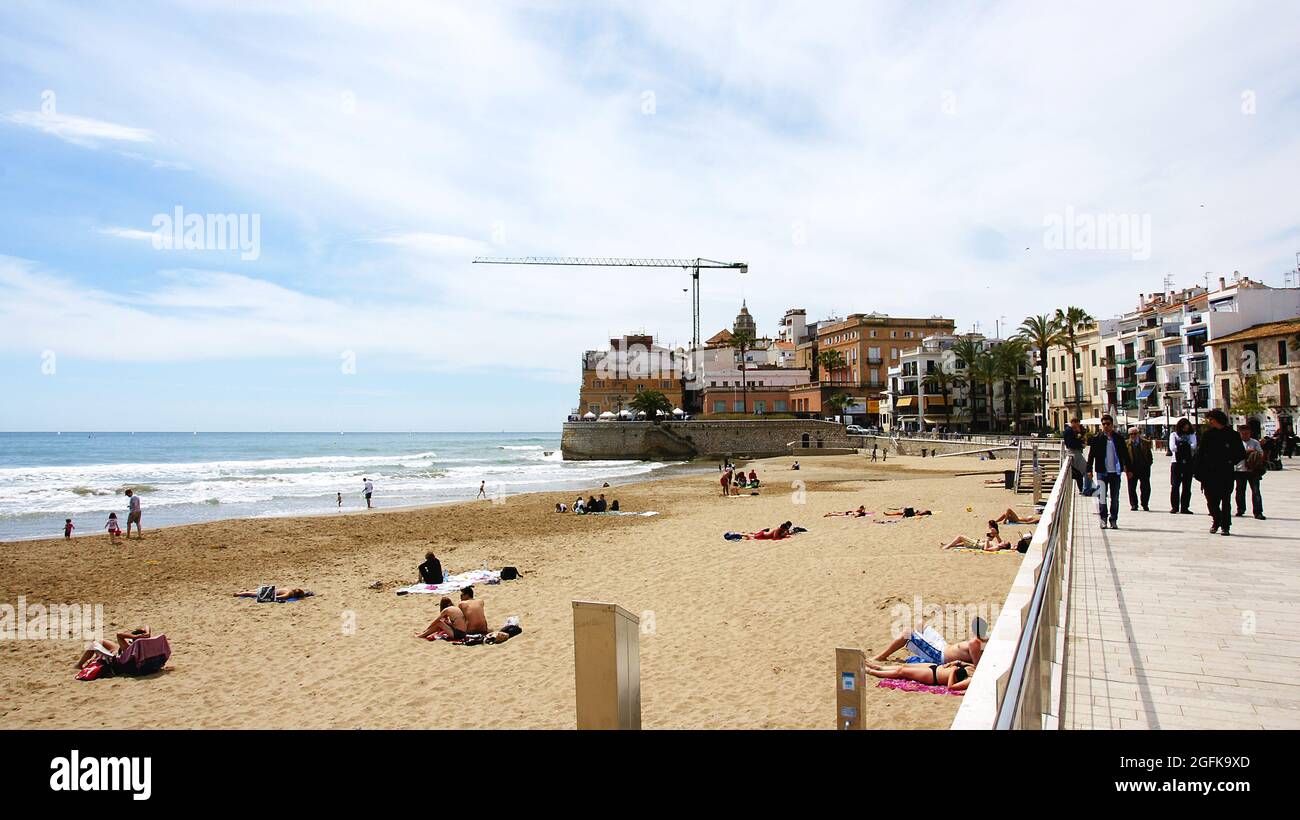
[969,347,1000,432]
[994,338,1031,433]
[826,392,854,422]
[817,349,847,384]
[1054,306,1095,421]
[1232,374,1275,419]
[1017,314,1062,430]
[923,362,966,432]
[952,336,986,432]
[725,330,758,415]
[629,389,673,422]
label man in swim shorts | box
[872,623,984,665]
[458,586,489,634]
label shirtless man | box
[872,623,984,665]
[417,597,468,640]
[458,586,489,634]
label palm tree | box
[629,389,673,422]
[923,362,966,432]
[817,349,847,384]
[826,392,854,423]
[1054,306,1095,422]
[951,336,986,432]
[995,338,1031,433]
[1017,314,1061,431]
[970,347,1000,432]
[725,330,757,415]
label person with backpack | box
[1194,409,1247,536]
[1233,424,1267,520]
[1168,417,1198,514]
[1085,415,1132,529]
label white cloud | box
[2,110,153,147]
[98,227,157,242]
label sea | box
[0,432,687,542]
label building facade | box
[577,334,686,416]
[1206,318,1300,434]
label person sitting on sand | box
[458,586,489,633]
[994,508,1040,524]
[555,502,567,513]
[882,507,932,517]
[76,626,151,669]
[825,506,870,518]
[872,623,984,665]
[586,495,598,511]
[610,499,619,511]
[593,494,608,512]
[234,587,309,601]
[417,596,468,640]
[573,497,587,514]
[791,461,800,470]
[418,552,443,585]
[748,469,759,486]
[862,658,975,691]
[941,520,1009,551]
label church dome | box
[733,301,757,336]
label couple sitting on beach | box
[417,586,488,640]
[864,622,986,691]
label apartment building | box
[1206,318,1300,434]
[577,334,686,416]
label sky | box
[1,0,1298,431]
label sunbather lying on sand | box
[234,587,309,601]
[862,658,974,691]
[824,506,870,518]
[76,627,150,669]
[751,521,795,539]
[994,508,1040,524]
[941,520,1009,551]
[883,507,932,517]
[872,623,984,664]
[417,596,469,640]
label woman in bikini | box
[824,506,870,518]
[862,658,974,690]
[995,508,1040,524]
[748,521,794,540]
[941,520,1010,551]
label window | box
[1091,350,1097,366]
[1075,379,1083,398]
[713,401,726,413]
[891,349,899,360]
[754,401,766,414]
[589,404,600,414]
[774,400,788,412]
[1222,379,1231,408]
[733,400,744,413]
[1093,378,1099,396]
[1052,383,1058,399]
[1281,374,1291,407]
[890,330,897,338]
[1074,353,1080,368]
[1280,340,1289,366]
[1219,348,1228,370]
[593,380,604,388]
[870,330,877,338]
[660,380,672,389]
[905,330,913,338]
[870,368,879,384]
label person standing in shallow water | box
[363,477,374,509]
[124,488,143,539]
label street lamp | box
[1190,376,1200,427]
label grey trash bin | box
[1003,469,1015,490]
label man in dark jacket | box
[1195,409,1247,536]
[1126,426,1153,511]
[1063,417,1087,493]
[1086,415,1132,529]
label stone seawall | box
[561,420,855,461]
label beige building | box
[1206,318,1300,434]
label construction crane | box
[472,256,748,349]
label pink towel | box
[876,679,963,696]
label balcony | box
[866,356,883,365]
[1118,380,1138,389]
[1162,326,1182,338]
[1114,356,1137,366]
[1163,381,1181,391]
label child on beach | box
[64,518,74,538]
[337,492,343,509]
[105,513,122,540]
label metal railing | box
[950,459,1075,730]
[994,460,1073,728]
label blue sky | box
[2,0,1299,431]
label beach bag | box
[500,566,518,581]
[255,585,277,603]
[75,659,107,681]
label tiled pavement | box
[1063,460,1300,729]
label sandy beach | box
[1,453,1030,730]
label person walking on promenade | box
[1168,417,1198,514]
[1063,417,1087,494]
[1233,423,1267,520]
[1126,426,1153,511]
[1085,415,1131,530]
[1194,409,1246,536]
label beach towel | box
[946,547,1016,555]
[587,511,659,517]
[396,569,502,596]
[876,679,963,696]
